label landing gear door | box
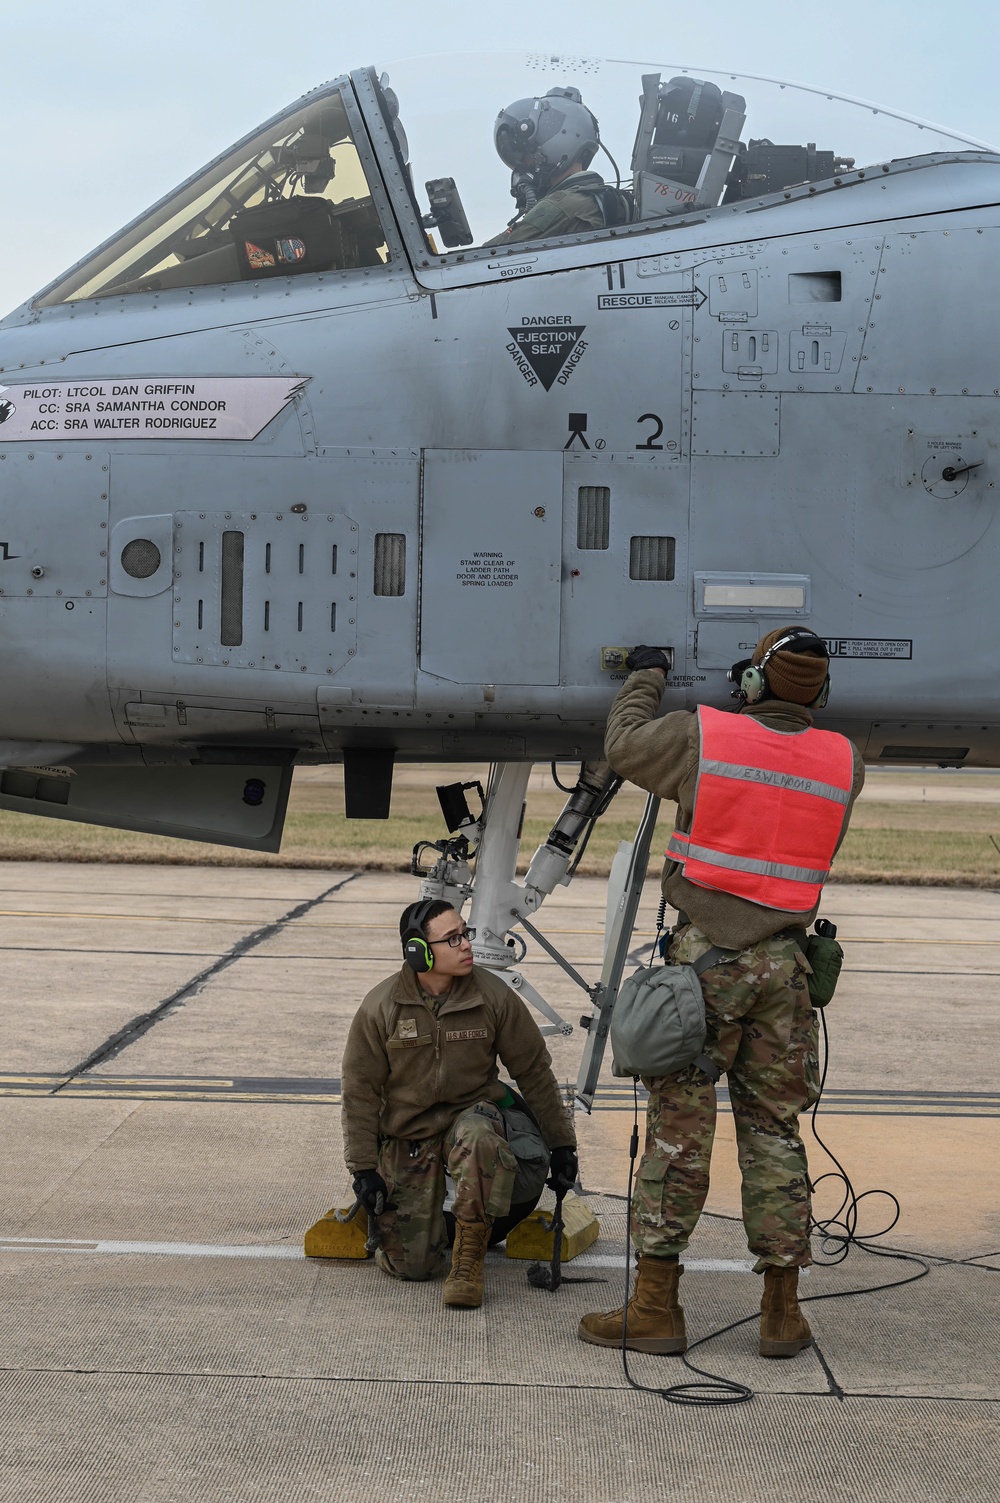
[419,450,563,685]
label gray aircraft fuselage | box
[0,65,997,849]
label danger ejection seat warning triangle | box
[506,325,587,391]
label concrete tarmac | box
[2,861,999,1502]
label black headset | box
[401,899,439,974]
[728,629,831,708]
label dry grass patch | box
[0,766,996,885]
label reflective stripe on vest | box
[666,705,855,912]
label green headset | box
[401,899,439,974]
[729,629,831,708]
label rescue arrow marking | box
[597,288,706,311]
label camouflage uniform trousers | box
[632,923,820,1270]
[373,1100,517,1281]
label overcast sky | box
[4,0,999,314]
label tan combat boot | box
[578,1256,687,1354]
[759,1265,812,1357]
[443,1220,491,1309]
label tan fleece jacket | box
[605,669,866,950]
[341,963,576,1174]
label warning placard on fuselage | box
[505,317,587,391]
[826,639,913,659]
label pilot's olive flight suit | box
[342,962,575,1279]
[483,170,608,246]
[604,669,866,1268]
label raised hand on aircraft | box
[625,645,670,675]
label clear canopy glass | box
[385,51,995,246]
[37,89,388,305]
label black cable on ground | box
[807,1007,908,1263]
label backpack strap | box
[692,1052,721,1084]
[691,944,734,975]
[688,945,734,1083]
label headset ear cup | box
[401,898,438,974]
[813,677,831,710]
[403,935,433,973]
[740,666,765,703]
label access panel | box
[0,450,108,597]
[172,509,358,672]
[419,450,563,685]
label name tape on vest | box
[700,758,851,804]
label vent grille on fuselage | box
[629,535,676,581]
[220,531,246,646]
[120,538,162,579]
[577,486,611,550]
[374,533,406,596]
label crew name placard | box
[0,376,305,442]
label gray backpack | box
[610,947,730,1081]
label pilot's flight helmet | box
[494,86,600,186]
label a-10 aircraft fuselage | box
[0,62,997,850]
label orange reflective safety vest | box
[666,705,855,913]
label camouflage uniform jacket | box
[483,171,607,246]
[605,669,866,951]
[342,963,576,1172]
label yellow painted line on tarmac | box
[0,909,265,925]
[0,1074,63,1084]
[79,1076,234,1088]
[831,937,1000,946]
[590,1103,1000,1116]
[55,1089,342,1104]
[3,1071,997,1117]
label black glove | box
[625,645,670,674]
[352,1170,388,1215]
[548,1145,579,1193]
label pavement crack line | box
[49,872,362,1091]
[8,1102,143,1237]
[810,1339,845,1401]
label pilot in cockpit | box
[484,86,630,246]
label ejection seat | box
[630,74,746,219]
